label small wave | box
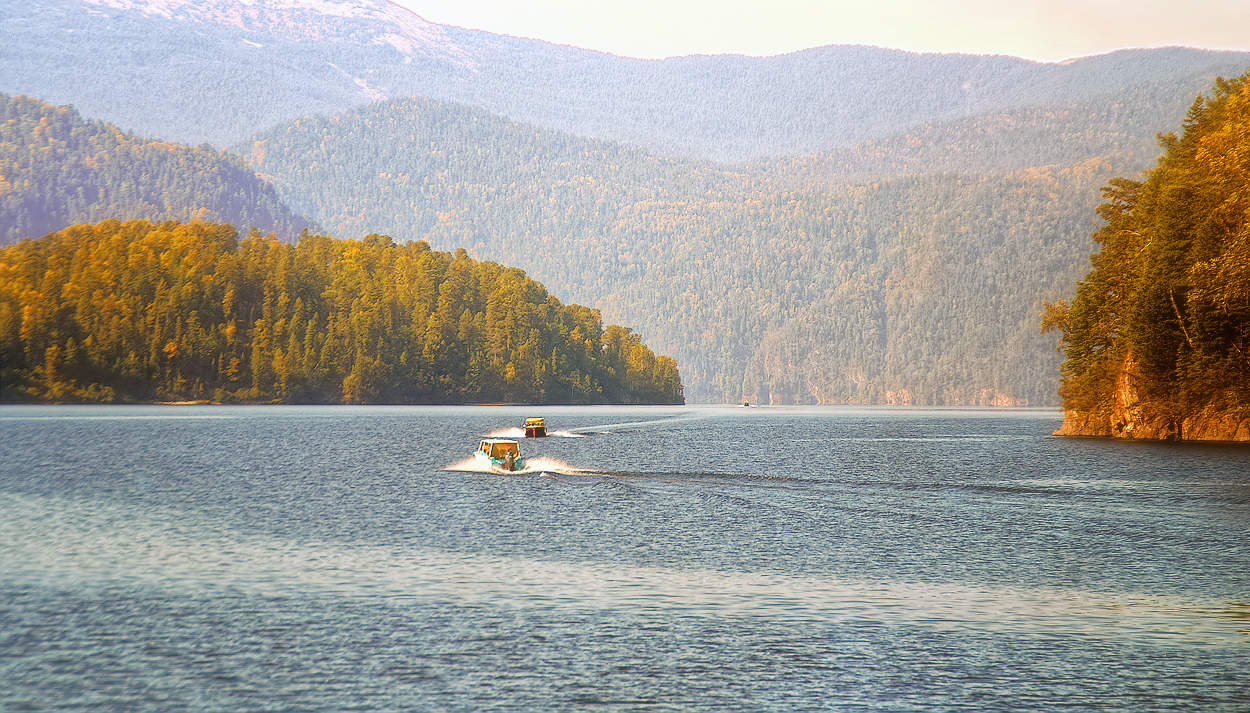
[547,430,586,438]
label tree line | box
[0,219,683,404]
[1045,72,1250,418]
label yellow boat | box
[475,439,525,471]
[524,417,547,438]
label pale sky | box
[392,0,1250,62]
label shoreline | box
[1054,408,1250,443]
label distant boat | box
[524,417,547,438]
[475,439,525,471]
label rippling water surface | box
[2,405,1247,711]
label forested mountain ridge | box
[0,219,682,404]
[762,74,1230,184]
[4,0,1250,160]
[238,96,1131,404]
[1048,73,1250,441]
[0,94,312,244]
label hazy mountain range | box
[2,0,1249,403]
[5,0,1249,160]
[234,96,1118,404]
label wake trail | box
[482,427,586,438]
[569,410,705,434]
[444,456,601,477]
[484,410,699,439]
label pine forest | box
[0,219,683,404]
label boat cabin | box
[479,439,520,459]
[524,417,547,438]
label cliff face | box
[1054,353,1250,442]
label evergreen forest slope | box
[5,1,1250,160]
[1047,74,1250,440]
[0,219,682,404]
[0,94,312,244]
[239,96,1147,404]
[765,75,1231,182]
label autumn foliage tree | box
[0,219,683,404]
[1046,72,1250,417]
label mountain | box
[0,93,312,243]
[7,0,1250,405]
[762,74,1230,183]
[0,218,683,404]
[236,96,1143,404]
[4,0,1250,160]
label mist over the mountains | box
[5,0,1249,160]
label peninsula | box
[1044,73,1250,441]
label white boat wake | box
[444,456,595,477]
[483,427,525,438]
[483,427,585,438]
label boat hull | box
[473,451,526,471]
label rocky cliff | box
[1053,353,1250,442]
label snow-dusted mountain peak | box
[81,0,467,61]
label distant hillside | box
[0,94,311,244]
[0,219,682,404]
[763,75,1228,183]
[238,97,1128,404]
[3,0,1249,159]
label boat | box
[475,439,526,471]
[524,417,547,438]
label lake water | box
[1,405,1247,711]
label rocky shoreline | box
[1053,408,1250,442]
[1053,350,1250,442]
[1054,361,1249,442]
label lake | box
[1,405,1247,711]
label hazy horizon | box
[394,0,1250,63]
